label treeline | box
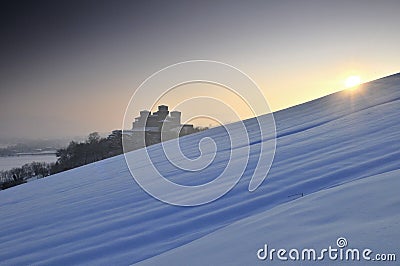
[1,127,209,190]
[49,127,207,172]
[0,162,50,189]
[0,132,122,190]
[52,132,122,173]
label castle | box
[128,105,194,148]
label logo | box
[257,237,397,262]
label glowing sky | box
[0,0,399,139]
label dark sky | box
[0,0,399,139]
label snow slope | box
[0,73,399,265]
[140,169,400,265]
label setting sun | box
[345,75,361,88]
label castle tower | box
[156,105,169,120]
[170,111,181,125]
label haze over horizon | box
[1,0,399,139]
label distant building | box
[127,105,194,149]
[107,130,122,141]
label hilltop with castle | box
[124,105,194,149]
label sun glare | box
[345,75,361,88]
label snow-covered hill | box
[0,73,399,265]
